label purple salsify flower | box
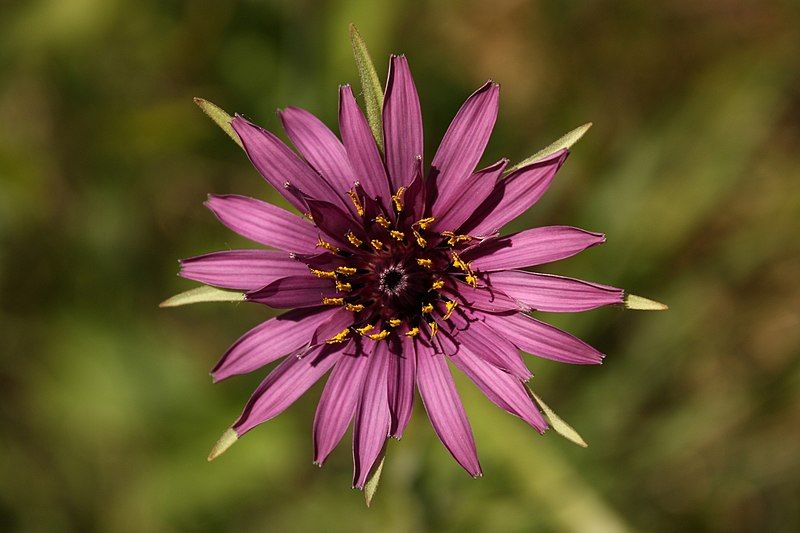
[177,54,638,490]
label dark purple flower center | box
[301,184,477,342]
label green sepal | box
[624,294,668,311]
[193,97,243,148]
[530,389,588,448]
[159,285,245,308]
[507,122,593,174]
[349,23,384,150]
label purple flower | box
[174,51,661,491]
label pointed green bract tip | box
[364,455,385,507]
[625,294,668,311]
[531,390,588,448]
[507,122,593,174]
[207,428,238,461]
[194,97,243,148]
[348,23,384,150]
[159,285,245,308]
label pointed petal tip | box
[207,428,238,461]
[625,294,668,311]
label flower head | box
[173,41,664,494]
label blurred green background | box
[2,0,799,531]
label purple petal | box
[306,198,365,250]
[487,271,623,312]
[279,106,356,209]
[430,82,500,217]
[353,341,391,489]
[339,85,393,211]
[461,149,569,236]
[388,336,416,438]
[448,311,531,380]
[431,159,507,232]
[233,343,346,435]
[382,55,423,191]
[465,226,606,271]
[451,345,547,432]
[231,116,347,210]
[445,281,522,313]
[246,275,337,308]
[313,352,370,465]
[309,307,356,347]
[205,194,319,254]
[212,306,339,382]
[180,250,308,290]
[481,312,604,364]
[416,339,482,477]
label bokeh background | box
[2,0,799,531]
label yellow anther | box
[421,303,434,314]
[347,189,365,216]
[451,251,468,271]
[416,258,433,268]
[374,215,391,229]
[389,230,405,241]
[346,231,363,247]
[309,268,336,279]
[443,300,458,320]
[392,187,406,212]
[317,238,340,253]
[326,328,351,344]
[369,329,390,341]
[322,297,344,306]
[442,231,472,246]
[345,303,365,312]
[388,318,402,327]
[404,327,420,337]
[464,274,478,287]
[335,281,352,292]
[370,239,384,251]
[415,217,435,230]
[336,266,357,275]
[431,279,445,290]
[356,323,375,335]
[303,212,313,221]
[412,229,427,248]
[428,321,439,337]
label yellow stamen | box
[309,268,336,279]
[345,303,365,312]
[317,238,340,253]
[347,189,364,216]
[369,329,390,341]
[374,215,391,229]
[326,328,351,344]
[336,266,357,275]
[442,231,472,246]
[443,300,458,320]
[370,239,384,251]
[451,251,468,271]
[392,187,406,212]
[416,258,433,268]
[356,323,375,335]
[322,297,344,306]
[415,217,435,230]
[421,303,434,314]
[464,274,478,287]
[346,231,363,247]
[388,318,402,327]
[412,229,427,248]
[335,281,352,292]
[431,279,445,290]
[404,327,420,337]
[389,230,405,241]
[428,321,439,337]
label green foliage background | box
[2,0,799,531]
